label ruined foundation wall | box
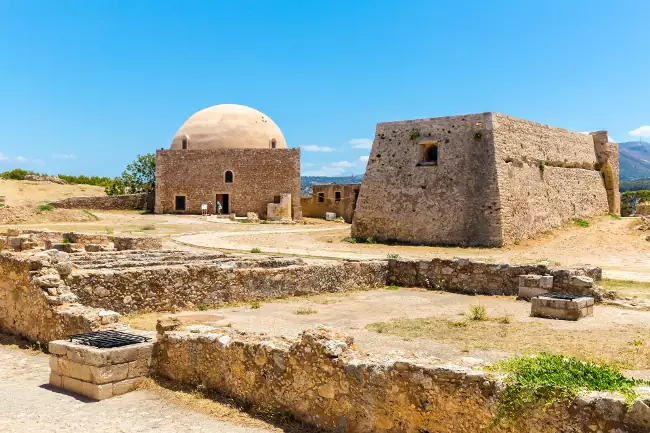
[352,113,502,246]
[492,114,609,243]
[67,260,388,313]
[301,184,360,222]
[387,258,602,298]
[155,148,302,219]
[0,252,119,343]
[156,327,648,433]
[51,193,147,210]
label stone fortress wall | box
[491,114,612,244]
[352,113,617,247]
[155,148,302,219]
[352,113,503,246]
[50,193,148,211]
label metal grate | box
[68,330,151,348]
[536,292,591,301]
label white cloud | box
[301,145,334,152]
[303,166,346,176]
[359,155,369,163]
[0,153,8,161]
[629,126,650,137]
[302,162,315,167]
[348,138,373,149]
[15,156,28,163]
[331,161,354,168]
[52,153,77,159]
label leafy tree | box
[0,168,39,180]
[105,153,155,195]
[621,190,650,217]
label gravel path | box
[0,346,279,433]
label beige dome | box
[170,104,287,150]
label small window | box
[181,136,188,150]
[317,192,325,203]
[271,138,277,149]
[225,171,233,183]
[419,142,439,166]
[175,196,186,211]
[335,191,341,202]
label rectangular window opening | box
[335,191,341,202]
[317,192,325,203]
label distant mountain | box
[619,141,650,181]
[300,175,363,196]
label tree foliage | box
[105,153,156,195]
[0,168,39,180]
[621,190,650,217]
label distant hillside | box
[619,141,650,181]
[300,175,363,196]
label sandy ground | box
[126,288,650,375]
[0,343,290,433]
[0,179,105,206]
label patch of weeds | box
[497,315,512,324]
[190,329,200,334]
[250,301,261,309]
[573,218,590,228]
[387,253,400,259]
[82,209,99,220]
[452,321,468,328]
[38,204,53,212]
[409,130,421,141]
[343,236,358,244]
[259,220,269,224]
[468,304,487,321]
[513,239,520,245]
[538,160,545,174]
[295,308,318,315]
[385,285,401,291]
[367,236,377,244]
[196,304,210,311]
[61,238,71,244]
[250,247,262,253]
[141,224,156,231]
[105,227,114,234]
[488,353,646,425]
[325,238,333,243]
[238,219,252,223]
[0,203,5,208]
[608,212,622,220]
[629,339,644,347]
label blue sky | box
[0,0,648,178]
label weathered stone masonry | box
[50,193,148,210]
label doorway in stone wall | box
[216,194,229,214]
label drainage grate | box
[536,292,591,301]
[68,330,151,348]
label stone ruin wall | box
[352,113,503,247]
[0,251,119,343]
[301,184,360,222]
[50,193,148,210]
[155,148,302,219]
[492,113,610,243]
[156,326,650,433]
[388,258,603,298]
[66,253,388,313]
[637,202,650,216]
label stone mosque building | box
[154,104,302,220]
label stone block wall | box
[66,256,388,313]
[50,193,147,210]
[155,148,302,219]
[0,251,120,343]
[267,193,292,221]
[637,202,650,216]
[301,184,360,222]
[156,326,650,433]
[387,258,602,298]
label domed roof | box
[170,104,287,150]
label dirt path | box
[0,345,283,433]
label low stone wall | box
[388,258,602,298]
[0,251,119,343]
[0,228,113,251]
[50,193,147,210]
[156,326,650,433]
[113,236,162,251]
[637,202,650,216]
[66,254,387,313]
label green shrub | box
[468,305,487,321]
[387,253,400,259]
[385,285,400,291]
[608,212,622,220]
[260,220,269,224]
[489,353,646,424]
[250,300,261,309]
[0,168,39,180]
[343,236,358,244]
[250,247,262,253]
[621,190,650,217]
[573,218,589,228]
[295,308,318,315]
[38,204,53,212]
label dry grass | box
[366,317,650,369]
[137,377,324,432]
[601,278,650,300]
[295,308,318,315]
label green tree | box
[105,153,155,195]
[621,190,650,217]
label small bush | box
[367,236,377,244]
[539,160,546,174]
[497,315,512,324]
[452,321,468,328]
[489,353,646,424]
[196,304,210,311]
[250,301,261,309]
[608,212,622,220]
[38,204,53,212]
[260,220,269,224]
[513,239,520,245]
[468,305,487,321]
[0,203,5,208]
[573,218,589,228]
[385,285,400,291]
[409,130,421,141]
[295,308,318,315]
[61,238,71,244]
[387,253,400,259]
[343,236,358,244]
[250,247,262,253]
